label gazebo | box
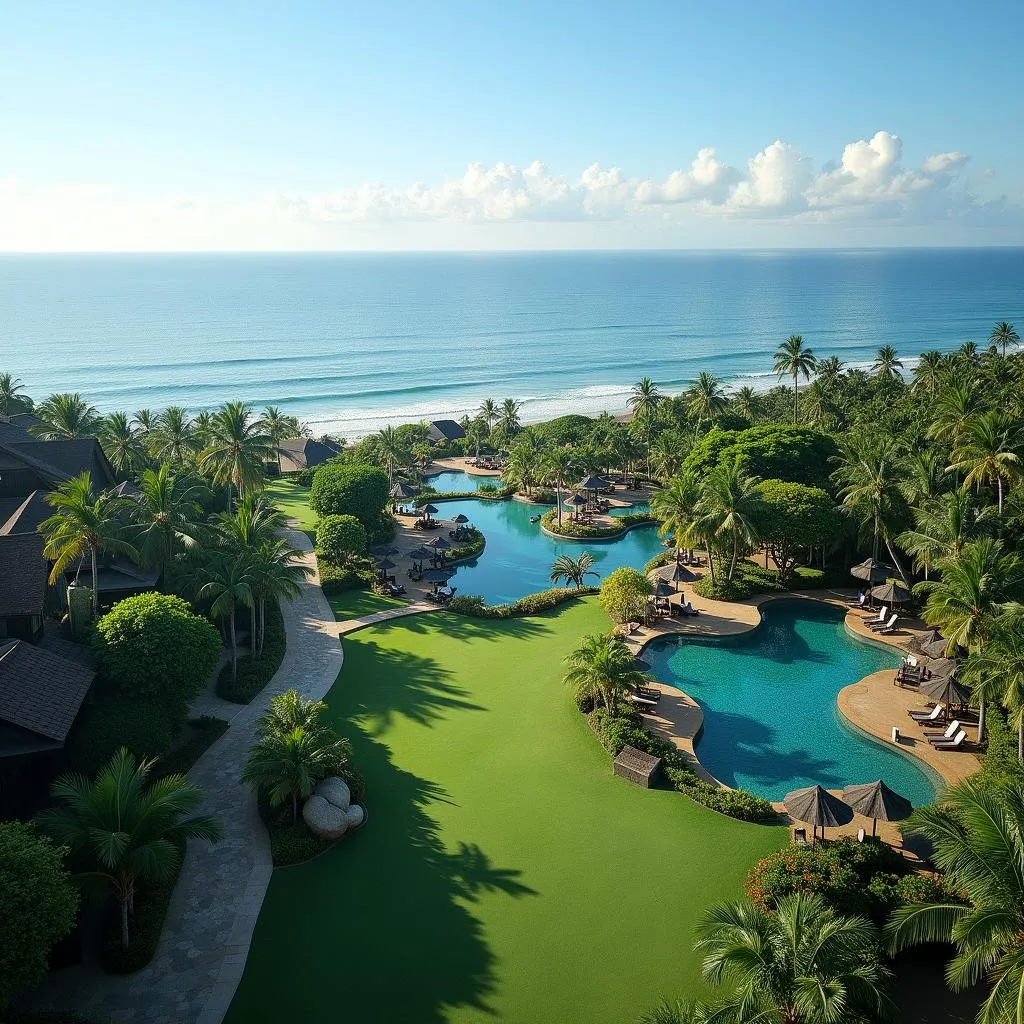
[841,780,913,838]
[577,475,610,502]
[783,785,854,844]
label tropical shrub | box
[643,550,675,574]
[447,586,600,619]
[758,479,842,582]
[318,556,378,594]
[0,822,79,1009]
[599,566,652,623]
[310,463,389,528]
[93,593,221,727]
[315,513,367,562]
[448,526,485,561]
[68,696,174,776]
[216,600,285,704]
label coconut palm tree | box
[628,377,664,475]
[948,410,1022,515]
[242,718,350,823]
[957,340,981,370]
[772,335,817,422]
[814,355,846,389]
[100,411,146,475]
[685,372,726,427]
[504,432,543,497]
[694,461,766,583]
[375,424,409,485]
[497,398,522,441]
[133,408,156,437]
[648,432,688,482]
[216,492,283,552]
[897,489,994,578]
[699,892,896,1024]
[899,448,949,508]
[199,555,255,681]
[259,405,299,448]
[887,776,1024,1024]
[478,398,499,433]
[562,632,644,714]
[962,614,1024,761]
[926,380,987,446]
[152,406,197,465]
[0,372,31,416]
[39,472,137,614]
[200,401,275,508]
[131,464,208,578]
[638,998,706,1024]
[541,445,576,526]
[250,539,306,657]
[465,417,489,464]
[915,538,1024,740]
[652,473,701,559]
[30,392,101,439]
[731,385,760,422]
[912,351,946,395]
[989,321,1020,357]
[38,748,221,949]
[872,344,904,379]
[256,689,334,741]
[550,552,599,589]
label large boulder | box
[302,794,348,840]
[315,776,351,811]
[344,805,365,829]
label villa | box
[277,435,343,474]
[426,418,466,443]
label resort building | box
[427,419,466,444]
[277,435,343,474]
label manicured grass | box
[226,599,786,1024]
[265,477,316,538]
[327,589,405,620]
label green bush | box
[599,566,652,623]
[153,716,229,779]
[643,550,675,574]
[310,463,390,528]
[315,513,367,562]
[68,696,174,776]
[99,846,183,974]
[540,509,624,539]
[759,480,842,583]
[448,586,599,619]
[318,557,378,594]
[978,707,1024,789]
[216,600,286,704]
[0,822,79,1009]
[448,526,485,562]
[417,485,514,502]
[93,593,221,727]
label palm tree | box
[199,555,255,681]
[899,448,948,508]
[30,392,101,439]
[872,344,904,379]
[694,461,766,583]
[216,492,283,552]
[100,411,145,475]
[562,632,644,714]
[497,398,521,441]
[699,893,896,1024]
[887,776,1024,1023]
[259,405,299,448]
[649,432,687,482]
[896,489,994,578]
[628,377,664,474]
[465,417,489,464]
[926,380,986,446]
[478,398,499,433]
[685,372,726,427]
[0,372,31,416]
[200,401,275,507]
[989,320,1020,357]
[38,748,221,949]
[131,464,207,577]
[916,538,1024,740]
[250,539,306,658]
[731,385,760,422]
[962,614,1024,761]
[652,473,701,559]
[504,432,543,497]
[948,411,1022,515]
[814,355,846,389]
[152,406,197,465]
[912,351,946,395]
[39,472,137,614]
[242,709,350,823]
[540,445,576,527]
[133,408,156,436]
[772,335,817,422]
[256,689,334,740]
[638,998,705,1024]
[550,552,599,589]
[957,340,981,369]
[375,424,409,485]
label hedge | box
[415,486,514,503]
[153,716,229,779]
[540,508,658,540]
[216,600,286,704]
[448,586,599,619]
[318,557,378,594]
[68,696,173,776]
[99,843,185,974]
[643,550,676,574]
[447,526,485,562]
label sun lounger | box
[865,606,889,625]
[628,693,658,712]
[932,730,967,751]
[925,721,961,743]
[876,616,902,635]
[908,704,942,723]
[869,614,899,633]
[848,592,867,609]
[678,602,699,617]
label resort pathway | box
[26,528,350,1024]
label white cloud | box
[726,141,815,213]
[922,151,969,175]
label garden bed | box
[215,601,286,704]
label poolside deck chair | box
[627,693,658,712]
[933,730,967,751]
[876,616,902,635]
[857,827,867,843]
[848,592,867,610]
[869,614,899,633]
[679,601,699,617]
[864,606,889,625]
[908,704,942,723]
[925,720,961,744]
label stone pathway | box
[25,529,436,1024]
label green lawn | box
[328,589,405,620]
[226,599,786,1024]
[265,477,316,538]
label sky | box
[2,0,1023,251]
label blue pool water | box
[646,599,938,807]
[424,470,504,492]
[429,496,665,605]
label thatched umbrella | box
[422,567,454,589]
[653,578,674,599]
[425,536,451,551]
[420,503,439,520]
[922,637,952,659]
[375,558,396,579]
[451,513,470,524]
[928,657,960,679]
[563,493,587,521]
[670,562,696,590]
[842,780,913,838]
[870,580,913,605]
[783,785,854,844]
[390,481,418,499]
[851,558,891,585]
[921,673,970,709]
[577,475,610,495]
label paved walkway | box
[25,529,431,1024]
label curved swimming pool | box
[645,599,939,807]
[424,469,502,492]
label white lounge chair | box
[908,704,942,723]
[865,605,888,626]
[628,693,658,712]
[933,730,967,751]
[869,613,899,633]
[848,592,867,609]
[926,720,961,744]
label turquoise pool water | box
[424,469,503,492]
[429,496,665,605]
[646,599,939,807]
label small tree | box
[563,631,644,713]
[310,463,390,529]
[316,513,368,563]
[93,593,221,727]
[549,552,599,589]
[599,566,652,624]
[758,479,841,583]
[0,822,78,1010]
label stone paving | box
[24,529,436,1024]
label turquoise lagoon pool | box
[428,495,663,606]
[424,469,502,491]
[645,599,938,807]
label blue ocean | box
[1,249,1021,439]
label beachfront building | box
[277,435,343,474]
[427,419,465,444]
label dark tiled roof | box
[0,490,52,536]
[278,436,342,472]
[0,640,94,743]
[5,439,114,487]
[428,419,466,441]
[0,534,48,617]
[0,415,39,443]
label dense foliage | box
[756,479,842,582]
[216,599,286,704]
[310,463,390,534]
[448,586,600,618]
[315,513,367,562]
[68,695,174,775]
[598,566,652,623]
